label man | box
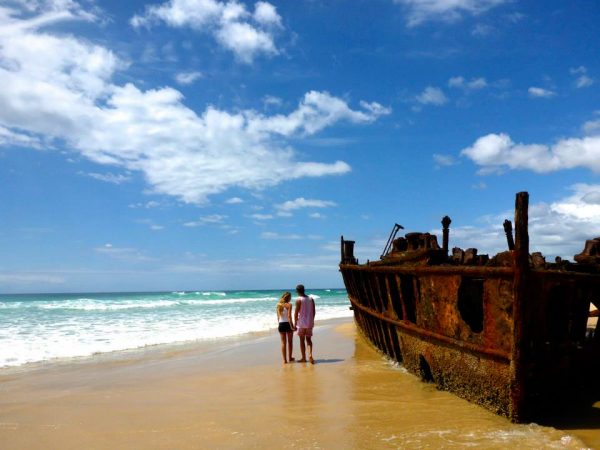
[294,284,315,364]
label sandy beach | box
[1,318,599,449]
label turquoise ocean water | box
[0,289,351,368]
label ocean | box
[0,289,351,368]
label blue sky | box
[1,0,600,293]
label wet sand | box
[1,318,599,449]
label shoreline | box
[1,317,598,449]
[0,316,351,377]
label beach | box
[1,317,599,449]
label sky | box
[1,0,600,293]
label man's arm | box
[312,298,315,320]
[294,299,301,325]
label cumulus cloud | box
[415,86,448,106]
[0,4,389,205]
[461,132,600,174]
[225,197,244,204]
[253,1,282,27]
[131,0,283,63]
[394,0,508,27]
[528,87,555,98]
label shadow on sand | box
[311,358,345,364]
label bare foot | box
[297,358,307,363]
[309,357,315,364]
[289,357,295,362]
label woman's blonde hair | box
[277,291,292,315]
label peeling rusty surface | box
[340,191,600,423]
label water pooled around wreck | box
[340,322,599,449]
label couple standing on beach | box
[276,284,315,365]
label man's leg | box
[306,336,314,363]
[299,334,307,362]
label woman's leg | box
[279,332,287,364]
[287,332,294,361]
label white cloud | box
[276,197,336,212]
[137,219,165,230]
[575,75,594,89]
[0,272,65,285]
[183,214,227,226]
[174,71,203,85]
[433,153,456,167]
[583,119,600,135]
[309,212,324,219]
[262,95,283,107]
[461,132,600,173]
[0,5,388,205]
[225,197,244,204]
[359,100,392,116]
[448,76,487,91]
[394,0,508,27]
[415,86,448,106]
[528,87,555,98]
[129,200,162,209]
[570,66,593,88]
[253,1,282,28]
[94,244,155,262]
[471,23,493,36]
[0,125,41,148]
[260,231,302,240]
[215,21,277,63]
[131,0,283,63]
[83,171,131,184]
[249,213,273,220]
[444,185,600,259]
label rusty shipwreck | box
[339,192,600,422]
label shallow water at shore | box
[0,289,351,368]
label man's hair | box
[296,284,305,295]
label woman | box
[276,292,296,364]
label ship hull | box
[340,264,600,422]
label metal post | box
[510,192,529,422]
[442,216,451,256]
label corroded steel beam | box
[349,296,510,362]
